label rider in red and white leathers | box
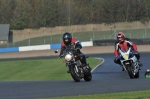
[114,32,142,71]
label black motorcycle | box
[55,47,92,82]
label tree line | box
[0,0,149,30]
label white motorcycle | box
[119,47,140,79]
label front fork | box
[123,62,139,75]
[133,61,139,74]
[67,63,84,78]
[66,62,80,73]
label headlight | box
[123,54,129,60]
[65,54,72,61]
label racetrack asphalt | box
[0,52,150,99]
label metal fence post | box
[44,39,45,44]
[72,29,74,38]
[29,39,30,46]
[145,25,147,38]
[111,26,113,34]
[130,26,132,39]
[114,25,116,39]
[13,42,15,47]
[92,27,95,40]
[51,35,52,44]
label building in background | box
[0,24,12,44]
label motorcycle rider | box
[114,32,142,71]
[59,32,91,73]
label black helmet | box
[62,32,72,45]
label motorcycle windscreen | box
[120,53,134,60]
[119,47,132,60]
[129,53,134,58]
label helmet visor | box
[117,37,124,43]
[64,38,69,42]
[117,37,123,40]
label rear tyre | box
[84,72,92,81]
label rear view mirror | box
[54,50,59,53]
[86,56,89,58]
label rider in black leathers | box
[59,32,91,73]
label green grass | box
[0,58,102,81]
[41,90,150,99]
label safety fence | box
[0,38,150,53]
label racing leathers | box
[59,38,91,72]
[114,38,142,70]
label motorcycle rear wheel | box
[84,72,92,81]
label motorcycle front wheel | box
[69,65,80,82]
[126,64,134,79]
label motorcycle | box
[119,47,140,79]
[54,45,92,82]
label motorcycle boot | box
[66,66,70,73]
[122,67,125,71]
[67,70,70,73]
[83,63,91,72]
[137,60,142,70]
[118,63,125,71]
[138,60,143,67]
[121,65,125,71]
[86,64,91,72]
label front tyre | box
[84,72,92,81]
[126,65,134,79]
[69,65,80,82]
[134,70,139,78]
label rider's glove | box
[70,44,75,50]
[114,56,120,63]
[133,50,139,55]
[59,54,63,58]
[115,56,120,60]
[133,50,140,60]
[59,48,64,58]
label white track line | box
[91,57,105,73]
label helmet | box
[116,32,125,43]
[145,69,150,78]
[62,32,72,45]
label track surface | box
[0,53,150,99]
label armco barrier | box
[50,44,61,49]
[81,41,93,47]
[0,41,93,53]
[19,44,50,52]
[0,47,19,53]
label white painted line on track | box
[91,57,105,73]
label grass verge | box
[42,90,150,99]
[0,58,102,81]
